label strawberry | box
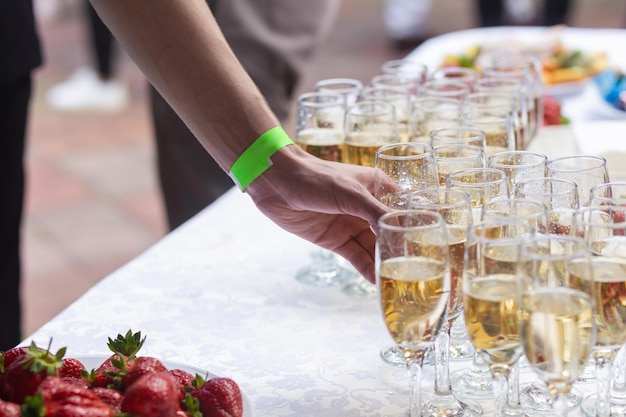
[91,330,145,390]
[121,371,181,417]
[169,368,194,401]
[59,358,85,380]
[190,377,243,417]
[36,377,114,417]
[124,356,167,389]
[92,387,123,413]
[0,399,20,417]
[0,342,65,403]
[1,347,28,371]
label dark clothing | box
[0,0,41,350]
[86,1,115,80]
[0,0,41,83]
[476,0,571,27]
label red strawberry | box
[1,347,28,370]
[0,342,64,403]
[124,356,167,389]
[121,371,181,417]
[169,368,194,401]
[190,377,243,417]
[59,358,85,380]
[92,354,135,389]
[0,399,20,417]
[92,387,123,413]
[37,377,115,417]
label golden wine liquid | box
[482,242,519,276]
[464,274,522,366]
[296,128,345,162]
[581,240,626,351]
[343,143,380,167]
[520,287,594,387]
[447,227,466,320]
[379,257,449,351]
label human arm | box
[88,0,389,282]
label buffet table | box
[22,26,626,417]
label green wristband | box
[228,126,294,191]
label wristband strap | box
[228,126,294,191]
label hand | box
[246,145,391,283]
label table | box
[23,27,626,417]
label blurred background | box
[24,0,626,336]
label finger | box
[332,227,377,284]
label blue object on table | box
[594,69,626,111]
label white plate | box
[543,79,589,99]
[74,355,254,416]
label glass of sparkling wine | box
[589,182,626,207]
[517,235,596,417]
[407,188,482,416]
[487,150,548,197]
[292,91,356,287]
[463,221,529,416]
[376,210,451,417]
[342,100,399,297]
[409,96,462,144]
[572,206,626,417]
[434,145,486,188]
[460,109,515,158]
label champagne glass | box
[517,235,596,417]
[409,96,461,144]
[343,100,398,167]
[590,182,626,207]
[434,145,485,187]
[407,188,482,417]
[421,79,470,101]
[514,177,580,236]
[376,210,451,417]
[370,73,419,98]
[374,143,439,366]
[446,167,510,223]
[314,77,363,109]
[360,85,412,142]
[547,155,611,207]
[460,109,515,158]
[342,101,399,297]
[293,91,355,287]
[463,221,529,416]
[572,206,626,417]
[373,142,439,210]
[487,151,548,197]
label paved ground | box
[23,0,626,338]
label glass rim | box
[515,177,578,197]
[378,209,445,231]
[297,91,346,106]
[376,142,434,160]
[488,151,548,168]
[346,100,395,116]
[447,167,508,185]
[547,154,608,174]
[519,234,588,260]
[407,188,472,210]
[589,182,626,202]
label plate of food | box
[2,330,253,417]
[75,354,255,417]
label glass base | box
[295,264,356,287]
[580,393,626,417]
[519,382,582,412]
[423,395,483,417]
[342,276,377,297]
[450,368,494,400]
[380,345,406,368]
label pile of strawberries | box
[0,330,243,417]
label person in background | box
[383,0,433,51]
[46,0,128,111]
[151,0,341,230]
[0,0,42,350]
[476,0,571,27]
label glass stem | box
[492,373,509,417]
[612,346,626,404]
[434,324,453,395]
[596,356,613,417]
[409,359,423,417]
[506,360,523,415]
[553,392,569,417]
